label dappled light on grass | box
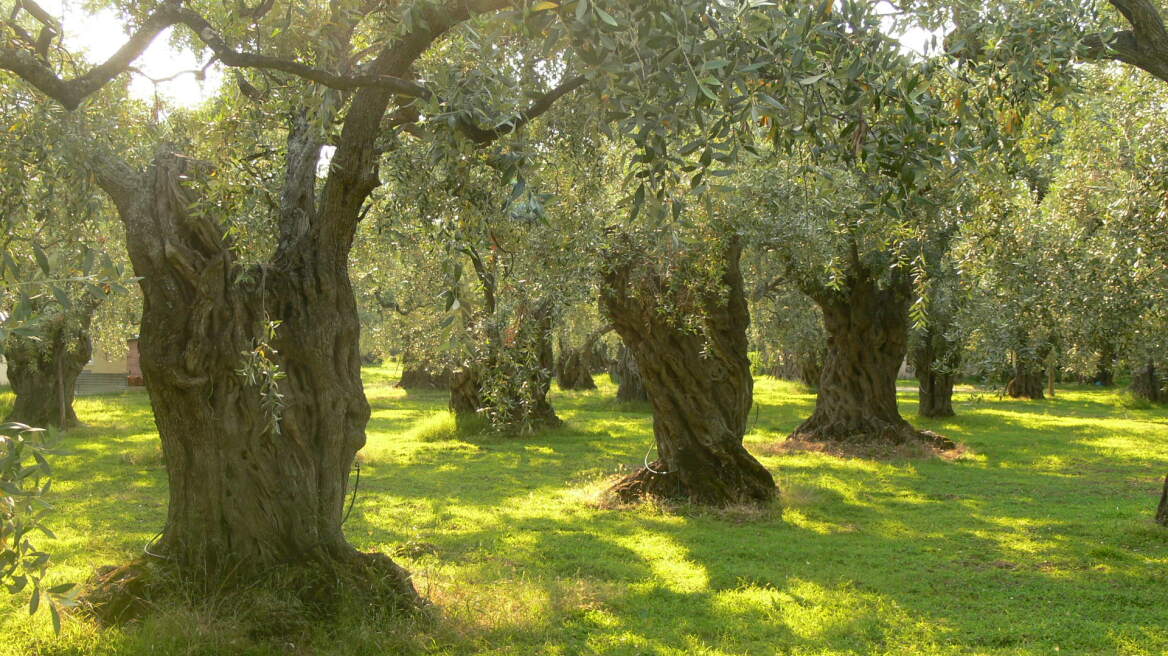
[1,370,1167,654]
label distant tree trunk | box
[449,365,483,421]
[1006,350,1046,400]
[911,324,956,419]
[1156,474,1168,527]
[1131,360,1161,403]
[557,326,611,391]
[396,356,451,390]
[601,241,775,506]
[4,298,99,429]
[791,268,951,448]
[451,299,560,430]
[1092,344,1116,386]
[611,344,649,402]
[797,351,823,388]
[1006,368,1045,399]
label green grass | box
[2,369,1167,655]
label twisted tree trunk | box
[87,148,418,599]
[3,298,99,429]
[791,270,951,448]
[450,299,561,430]
[601,242,775,506]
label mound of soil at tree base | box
[775,430,966,461]
[81,550,423,628]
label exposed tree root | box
[604,456,776,508]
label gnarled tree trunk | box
[451,299,561,430]
[94,149,417,598]
[791,270,951,448]
[610,344,648,402]
[601,242,775,506]
[3,298,99,429]
[397,357,451,390]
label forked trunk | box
[3,300,98,429]
[792,271,950,448]
[96,150,417,600]
[601,242,775,506]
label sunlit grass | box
[2,369,1167,655]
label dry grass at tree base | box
[1,368,1167,655]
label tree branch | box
[1082,0,1168,84]
[1,0,185,110]
[456,75,588,144]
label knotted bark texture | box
[601,241,775,506]
[792,270,952,450]
[91,145,419,605]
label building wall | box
[86,344,128,375]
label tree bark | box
[450,299,561,430]
[85,150,416,597]
[791,270,951,448]
[611,344,649,403]
[556,326,611,391]
[396,358,451,390]
[1131,360,1161,403]
[1156,473,1168,527]
[600,242,775,506]
[911,324,957,419]
[3,298,99,429]
[1006,363,1046,400]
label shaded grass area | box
[2,370,1167,655]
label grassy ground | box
[2,368,1167,655]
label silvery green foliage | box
[0,423,77,634]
